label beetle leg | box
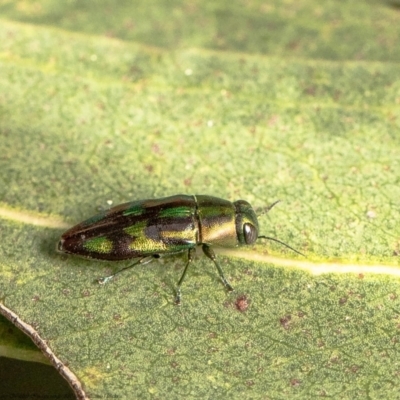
[98,255,157,284]
[175,248,195,305]
[202,244,234,292]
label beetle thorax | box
[195,195,238,247]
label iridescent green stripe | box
[198,205,233,219]
[83,236,113,253]
[128,237,167,252]
[124,220,147,237]
[161,229,197,242]
[123,204,144,217]
[158,206,193,218]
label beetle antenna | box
[255,200,281,215]
[258,236,305,257]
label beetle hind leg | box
[175,248,195,305]
[202,244,234,293]
[97,255,157,284]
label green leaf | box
[1,1,400,398]
[0,314,50,364]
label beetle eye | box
[243,223,258,244]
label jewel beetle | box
[57,194,302,304]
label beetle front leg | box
[202,244,234,292]
[175,248,196,305]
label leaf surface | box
[0,1,400,398]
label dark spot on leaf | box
[349,365,360,374]
[84,312,93,320]
[287,40,300,50]
[151,144,162,154]
[235,295,250,312]
[330,355,340,364]
[304,86,316,96]
[280,315,291,330]
[339,297,347,305]
[290,378,301,387]
[333,89,342,101]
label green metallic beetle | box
[58,194,302,304]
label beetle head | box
[234,200,259,245]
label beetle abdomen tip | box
[57,239,65,253]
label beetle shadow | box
[161,250,233,297]
[39,229,65,261]
[387,0,400,9]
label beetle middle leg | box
[202,244,234,293]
